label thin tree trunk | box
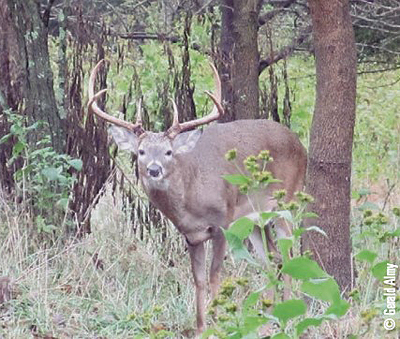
[304,0,357,292]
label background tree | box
[5,0,65,152]
[219,0,262,121]
[303,0,357,292]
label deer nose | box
[147,164,162,178]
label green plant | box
[202,150,350,338]
[0,110,82,234]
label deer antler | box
[166,62,224,139]
[88,59,145,135]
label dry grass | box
[1,182,399,338]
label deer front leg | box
[210,229,226,300]
[188,241,206,335]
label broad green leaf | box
[228,217,254,241]
[223,230,260,267]
[371,260,389,281]
[260,211,279,223]
[222,174,251,185]
[243,315,268,333]
[296,317,324,336]
[12,141,26,157]
[282,257,328,280]
[293,228,305,238]
[325,298,350,317]
[277,238,293,263]
[68,158,83,171]
[242,291,260,311]
[272,299,307,325]
[355,249,377,264]
[41,167,60,181]
[300,277,341,303]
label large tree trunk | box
[304,0,357,292]
[219,0,261,121]
[6,0,65,152]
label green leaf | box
[300,277,341,303]
[201,328,218,338]
[296,317,324,336]
[325,299,350,318]
[277,238,293,263]
[228,217,255,241]
[243,315,268,333]
[222,174,251,185]
[242,291,260,311]
[387,227,400,237]
[272,299,307,326]
[41,167,60,181]
[260,211,279,223]
[0,133,12,144]
[57,198,69,210]
[302,212,319,219]
[68,158,83,171]
[223,230,260,267]
[12,140,26,157]
[282,257,328,280]
[371,260,389,281]
[355,250,377,264]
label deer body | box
[88,60,307,335]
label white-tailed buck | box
[88,60,307,334]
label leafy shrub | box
[202,151,350,338]
[0,110,82,235]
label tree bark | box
[219,0,261,121]
[6,0,65,152]
[304,0,357,292]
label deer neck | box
[141,154,198,227]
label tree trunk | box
[219,0,261,121]
[6,0,65,152]
[304,0,357,292]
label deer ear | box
[109,126,139,153]
[173,129,202,154]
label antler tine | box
[170,98,180,125]
[88,59,144,135]
[166,62,224,139]
[136,98,143,125]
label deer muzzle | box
[147,163,163,179]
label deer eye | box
[165,150,172,156]
[138,149,145,156]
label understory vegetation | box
[0,55,399,338]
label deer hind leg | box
[188,241,207,335]
[210,229,227,300]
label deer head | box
[88,60,224,191]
